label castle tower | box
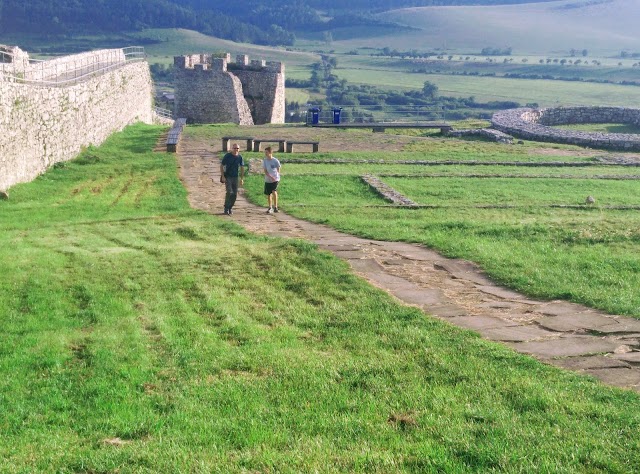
[173,53,285,125]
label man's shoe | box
[266,207,273,214]
[223,208,229,215]
[273,207,279,213]
[228,208,233,215]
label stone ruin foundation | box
[491,106,640,151]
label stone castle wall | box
[173,53,285,125]
[492,106,640,151]
[0,48,154,191]
[1,47,127,82]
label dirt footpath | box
[176,133,640,392]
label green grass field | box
[238,138,640,318]
[332,59,640,107]
[553,123,640,134]
[2,124,640,472]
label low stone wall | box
[448,128,513,144]
[491,106,640,151]
[0,60,153,191]
[361,174,417,206]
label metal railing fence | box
[304,104,446,125]
[154,106,174,120]
[0,46,146,87]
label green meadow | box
[2,124,640,472]
[235,132,640,319]
[332,61,640,107]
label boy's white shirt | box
[263,156,281,183]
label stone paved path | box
[176,136,640,392]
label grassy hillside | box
[328,0,640,56]
[2,123,640,472]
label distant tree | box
[422,81,438,99]
[582,49,588,57]
[310,70,321,87]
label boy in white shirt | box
[263,146,281,213]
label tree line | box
[0,0,294,46]
[284,56,524,122]
[0,0,559,46]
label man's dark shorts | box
[264,181,279,195]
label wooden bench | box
[253,138,287,153]
[166,118,187,152]
[221,137,254,152]
[286,141,320,153]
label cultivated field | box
[332,61,640,106]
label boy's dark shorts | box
[264,181,279,195]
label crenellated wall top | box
[173,53,284,73]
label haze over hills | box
[355,0,640,56]
[3,0,630,56]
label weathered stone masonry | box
[173,53,285,125]
[492,106,640,151]
[0,47,154,191]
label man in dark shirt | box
[220,143,244,215]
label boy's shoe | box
[228,208,233,215]
[273,207,279,213]
[266,207,273,214]
[223,208,229,215]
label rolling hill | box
[331,0,639,56]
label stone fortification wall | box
[0,51,153,191]
[173,53,285,125]
[0,45,30,74]
[174,54,253,125]
[1,48,127,83]
[492,106,640,151]
[231,57,286,124]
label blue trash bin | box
[309,107,320,125]
[332,107,342,124]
